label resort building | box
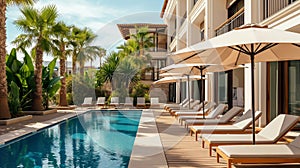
[161,0,300,127]
[117,23,170,101]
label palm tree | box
[0,0,36,119]
[97,52,120,90]
[130,26,153,57]
[13,5,58,111]
[69,27,97,76]
[52,21,70,106]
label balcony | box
[262,0,299,20]
[215,8,244,36]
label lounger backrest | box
[111,97,119,104]
[182,99,193,108]
[125,97,133,103]
[151,97,159,104]
[258,114,299,142]
[204,102,216,111]
[82,97,93,105]
[137,97,145,105]
[289,135,300,148]
[179,98,189,106]
[190,100,200,108]
[96,97,105,104]
[219,107,244,122]
[206,104,228,118]
[233,110,262,129]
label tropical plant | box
[6,48,34,110]
[69,26,100,76]
[42,58,61,109]
[8,81,20,117]
[96,52,120,90]
[0,0,37,119]
[130,26,153,58]
[13,5,58,111]
[52,21,71,106]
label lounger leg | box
[195,133,198,141]
[227,160,232,168]
[201,140,205,148]
[216,153,220,163]
[209,145,212,156]
[190,130,193,136]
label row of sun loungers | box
[163,100,300,167]
[81,97,160,108]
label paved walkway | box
[155,110,226,168]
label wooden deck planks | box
[155,111,226,167]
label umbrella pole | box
[250,54,256,145]
[201,69,205,119]
[187,75,191,109]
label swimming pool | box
[0,110,142,168]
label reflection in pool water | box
[0,110,141,168]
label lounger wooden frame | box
[216,147,300,168]
[203,118,298,156]
[190,128,254,141]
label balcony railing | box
[200,29,205,41]
[263,0,299,19]
[215,8,244,36]
[170,31,176,43]
[180,12,187,26]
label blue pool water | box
[0,110,142,168]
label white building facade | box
[161,0,300,126]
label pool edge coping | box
[129,109,168,168]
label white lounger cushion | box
[178,104,227,122]
[183,107,243,124]
[202,134,272,144]
[218,144,300,158]
[218,136,300,158]
[190,110,262,132]
[202,114,299,144]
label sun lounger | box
[110,97,119,107]
[216,135,300,168]
[174,102,216,117]
[182,105,240,127]
[170,100,202,115]
[164,98,189,110]
[124,97,133,107]
[178,104,228,123]
[81,97,93,107]
[169,99,200,112]
[136,97,145,108]
[201,114,299,156]
[190,110,262,141]
[96,97,106,107]
[165,98,192,110]
[150,97,160,108]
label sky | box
[6,0,165,64]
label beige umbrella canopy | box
[171,24,300,144]
[153,75,203,84]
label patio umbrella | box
[161,64,214,118]
[171,24,300,144]
[153,75,204,109]
[161,63,242,118]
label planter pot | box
[22,109,57,115]
[0,115,32,125]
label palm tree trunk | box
[59,46,68,106]
[79,61,84,76]
[0,0,11,119]
[72,53,76,75]
[31,46,44,111]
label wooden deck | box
[155,111,227,167]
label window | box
[228,0,244,18]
